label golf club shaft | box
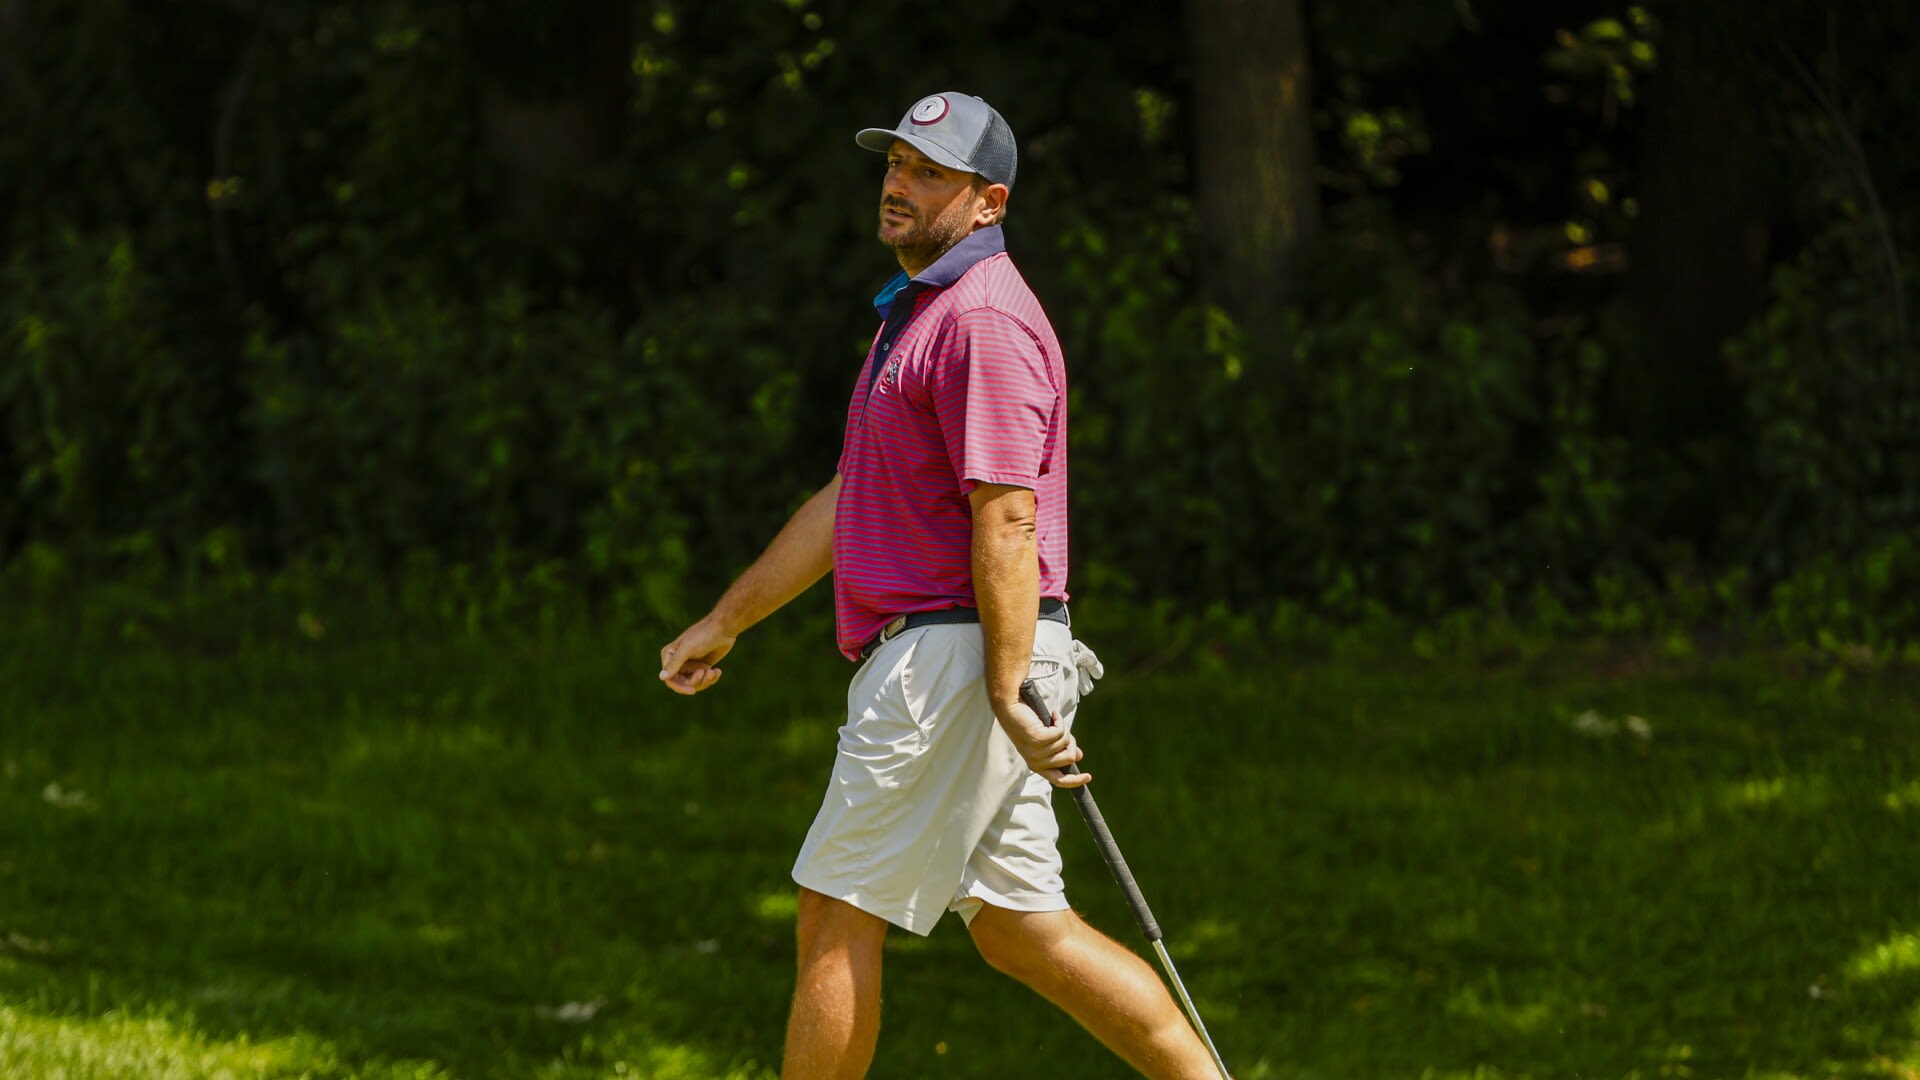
[1153,939,1231,1078]
[1018,679,1231,1079]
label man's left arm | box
[970,482,1088,787]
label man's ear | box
[975,183,1010,226]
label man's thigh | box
[790,624,1027,936]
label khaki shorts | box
[791,619,1088,936]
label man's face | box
[877,140,993,269]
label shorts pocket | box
[1023,655,1070,721]
[843,643,934,781]
[895,627,979,751]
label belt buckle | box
[863,615,910,659]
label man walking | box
[659,92,1219,1079]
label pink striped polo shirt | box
[833,225,1070,660]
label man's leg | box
[967,905,1221,1079]
[783,888,890,1080]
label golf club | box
[1018,679,1231,1079]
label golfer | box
[660,92,1219,1079]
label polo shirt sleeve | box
[929,307,1057,493]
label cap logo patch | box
[909,95,949,125]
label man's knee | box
[967,905,1076,980]
[795,888,888,962]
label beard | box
[877,194,976,268]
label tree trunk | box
[472,1,629,254]
[1620,60,1778,556]
[1186,0,1322,315]
[0,0,30,103]
[481,90,615,237]
[1625,64,1771,439]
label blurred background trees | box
[1,0,1914,639]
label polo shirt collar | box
[913,224,1005,288]
[871,224,1007,318]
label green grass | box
[4,609,1920,1078]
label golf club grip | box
[1019,680,1165,944]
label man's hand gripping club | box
[992,693,1091,789]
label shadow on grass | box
[2,626,1919,1078]
[0,629,834,1077]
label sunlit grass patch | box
[3,627,1919,1077]
[528,1039,766,1080]
[1848,930,1920,981]
[1718,773,1832,814]
[1443,986,1557,1035]
[0,1004,401,1080]
[1882,780,1920,813]
[752,891,798,923]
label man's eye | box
[923,168,939,179]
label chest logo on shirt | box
[910,96,949,125]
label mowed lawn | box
[3,610,1920,1079]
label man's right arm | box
[658,474,841,695]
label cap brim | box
[854,128,976,176]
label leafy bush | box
[1734,253,1920,578]
[1063,209,1635,618]
[0,231,241,570]
[5,1,1920,651]
[1761,534,1920,655]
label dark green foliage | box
[1737,257,1920,575]
[1063,205,1635,616]
[1,0,1917,639]
[1,231,244,568]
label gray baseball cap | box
[856,92,1018,189]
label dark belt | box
[859,598,1069,660]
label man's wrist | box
[988,692,1030,724]
[982,620,1035,707]
[703,607,745,640]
